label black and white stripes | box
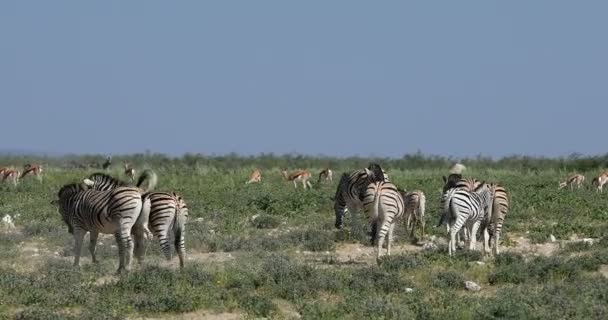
[441,183,494,256]
[361,181,404,259]
[53,183,151,273]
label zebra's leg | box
[449,226,458,256]
[157,225,172,261]
[483,226,490,255]
[175,223,186,268]
[370,220,378,245]
[132,228,146,266]
[117,218,136,273]
[89,231,99,264]
[387,222,395,256]
[73,228,86,267]
[114,232,125,272]
[470,221,481,251]
[376,220,390,260]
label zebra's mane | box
[367,163,385,183]
[57,183,89,198]
[89,172,129,186]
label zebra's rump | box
[361,182,404,221]
[147,192,189,236]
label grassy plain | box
[0,159,607,319]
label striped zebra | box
[361,181,404,260]
[439,183,493,256]
[332,164,389,237]
[84,171,189,267]
[441,174,479,243]
[52,183,152,272]
[487,183,508,255]
[399,189,426,242]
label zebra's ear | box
[83,178,94,186]
[442,176,447,183]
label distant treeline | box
[1,152,608,172]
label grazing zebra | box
[361,181,404,260]
[52,183,152,272]
[332,164,389,240]
[318,168,333,184]
[246,169,262,184]
[399,189,426,242]
[439,183,493,256]
[559,174,585,190]
[84,171,190,268]
[21,164,42,181]
[487,183,509,255]
[281,169,313,189]
[592,172,608,192]
[124,162,135,181]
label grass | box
[0,160,608,318]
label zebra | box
[441,174,480,243]
[52,183,152,273]
[487,183,509,255]
[331,163,389,241]
[361,181,404,260]
[147,192,189,267]
[439,183,493,256]
[84,171,190,268]
[398,189,426,242]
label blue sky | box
[1,1,606,158]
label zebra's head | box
[442,174,463,192]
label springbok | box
[591,171,608,192]
[124,162,136,181]
[246,169,262,184]
[3,169,20,186]
[21,164,43,181]
[281,169,313,189]
[318,168,333,184]
[559,174,585,190]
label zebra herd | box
[331,165,509,260]
[52,163,509,273]
[52,170,189,273]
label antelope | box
[246,169,262,184]
[21,164,43,181]
[318,168,333,184]
[592,171,608,192]
[559,174,585,190]
[3,169,20,186]
[281,169,313,189]
[124,162,136,181]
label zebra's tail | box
[369,183,382,244]
[136,169,158,192]
[437,189,456,227]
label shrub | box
[251,214,282,229]
[432,271,465,289]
